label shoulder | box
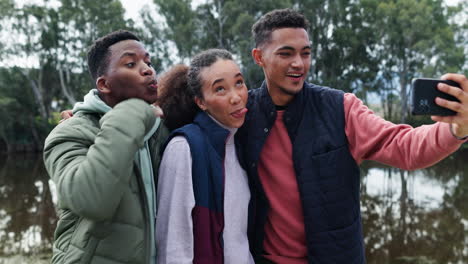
[303,82,344,97]
[171,123,204,141]
[247,86,267,102]
[301,82,344,109]
[162,136,191,158]
[45,113,100,147]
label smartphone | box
[411,78,461,116]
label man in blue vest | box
[236,8,468,264]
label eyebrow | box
[119,52,150,59]
[277,45,311,51]
[211,72,243,87]
[212,78,225,87]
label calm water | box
[0,151,467,264]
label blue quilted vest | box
[236,82,365,263]
[166,111,229,264]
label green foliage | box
[0,0,134,152]
[373,0,465,122]
[297,0,380,96]
[152,0,198,61]
[0,67,51,152]
[0,0,466,151]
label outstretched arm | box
[345,89,466,170]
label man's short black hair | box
[87,30,140,82]
[252,8,310,48]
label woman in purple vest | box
[155,49,254,264]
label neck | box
[265,81,294,107]
[99,93,116,108]
[270,92,293,106]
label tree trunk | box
[399,59,409,123]
[28,114,42,151]
[58,68,76,105]
[216,0,225,48]
[20,68,48,121]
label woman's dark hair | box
[157,49,234,131]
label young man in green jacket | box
[43,30,169,264]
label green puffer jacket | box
[44,98,169,264]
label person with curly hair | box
[156,49,254,264]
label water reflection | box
[361,149,468,264]
[0,150,467,263]
[0,153,56,262]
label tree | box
[374,0,465,122]
[151,0,198,62]
[0,0,133,151]
[297,0,380,100]
[55,0,131,103]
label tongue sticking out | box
[232,108,248,118]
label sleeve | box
[156,136,195,264]
[43,98,156,221]
[344,93,464,170]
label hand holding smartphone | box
[411,78,461,116]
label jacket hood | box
[73,89,111,115]
[72,89,160,140]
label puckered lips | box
[147,79,158,91]
[231,107,248,119]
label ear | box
[194,96,207,111]
[96,76,111,94]
[252,48,264,67]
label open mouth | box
[286,73,303,80]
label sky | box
[13,0,464,24]
[119,0,204,24]
[119,0,464,22]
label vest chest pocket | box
[307,145,356,193]
[299,145,361,236]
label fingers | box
[435,74,468,138]
[59,110,73,123]
[441,73,468,91]
[434,75,468,115]
[152,105,164,118]
[434,96,463,113]
[437,82,465,100]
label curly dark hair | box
[87,30,140,82]
[252,8,310,48]
[157,64,198,131]
[157,49,234,131]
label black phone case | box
[411,78,460,116]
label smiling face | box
[252,27,311,106]
[97,39,158,107]
[195,59,248,128]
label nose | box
[230,90,242,105]
[291,54,303,69]
[141,63,154,76]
